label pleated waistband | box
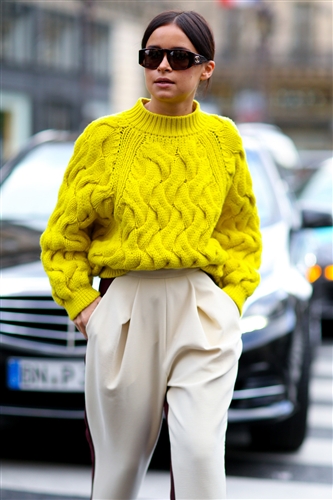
[126,268,200,279]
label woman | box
[41,10,262,500]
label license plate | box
[7,358,85,392]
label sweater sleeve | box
[212,120,262,314]
[40,121,112,320]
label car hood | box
[1,259,102,298]
[1,260,51,295]
[1,219,45,269]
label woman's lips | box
[154,79,174,87]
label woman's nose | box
[158,53,172,71]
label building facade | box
[210,0,332,149]
[0,0,201,162]
[1,0,332,161]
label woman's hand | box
[73,297,102,339]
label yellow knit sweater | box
[41,98,262,320]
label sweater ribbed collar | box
[124,98,207,136]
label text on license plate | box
[7,358,85,392]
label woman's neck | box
[145,98,195,116]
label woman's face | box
[143,23,214,115]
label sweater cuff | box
[64,286,101,320]
[221,285,248,316]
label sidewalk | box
[1,460,332,499]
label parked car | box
[237,122,303,192]
[0,130,323,451]
[293,158,333,339]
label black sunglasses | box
[138,48,208,71]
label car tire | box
[250,311,311,452]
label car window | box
[245,148,281,228]
[257,130,300,170]
[1,142,74,220]
[238,124,300,169]
[298,163,332,206]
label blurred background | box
[1,0,332,164]
[1,3,332,498]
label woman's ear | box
[200,60,215,81]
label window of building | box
[42,102,74,131]
[85,23,109,78]
[223,9,242,60]
[36,11,80,71]
[1,3,110,78]
[292,2,313,62]
[0,3,33,65]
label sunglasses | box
[138,48,208,71]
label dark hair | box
[141,11,215,62]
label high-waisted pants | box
[85,268,243,500]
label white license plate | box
[7,358,85,392]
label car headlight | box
[240,315,268,334]
[325,265,333,280]
[241,289,289,334]
[306,265,322,283]
[306,263,333,282]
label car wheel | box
[251,308,311,451]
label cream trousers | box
[85,269,242,500]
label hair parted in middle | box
[141,11,215,62]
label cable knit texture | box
[40,98,262,320]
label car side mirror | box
[301,208,333,229]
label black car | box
[293,158,333,339]
[0,130,324,451]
